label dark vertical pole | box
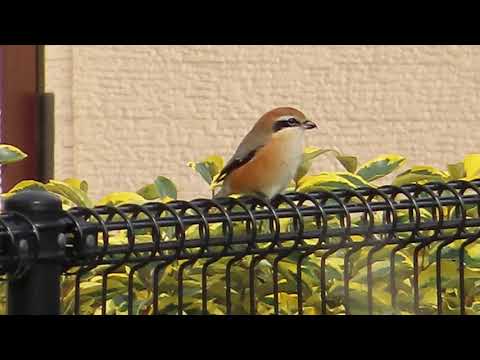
[38,93,55,182]
[37,45,55,183]
[5,190,63,315]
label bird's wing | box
[216,123,271,183]
[216,145,263,183]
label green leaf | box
[154,176,177,200]
[191,162,214,185]
[188,155,224,186]
[393,166,449,187]
[447,162,466,181]
[337,155,358,173]
[463,154,480,180]
[97,192,146,206]
[137,176,177,201]
[356,154,406,182]
[297,173,356,192]
[136,184,158,200]
[0,144,27,165]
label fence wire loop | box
[5,212,40,281]
[0,216,20,280]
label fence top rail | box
[1,179,480,277]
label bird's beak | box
[302,120,317,130]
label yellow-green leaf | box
[311,149,359,173]
[294,147,332,183]
[0,144,27,165]
[97,192,146,206]
[463,154,480,180]
[67,282,102,301]
[136,184,158,200]
[420,288,438,308]
[328,280,392,314]
[419,260,480,289]
[393,166,449,187]
[447,162,466,181]
[356,154,406,182]
[303,147,333,162]
[335,172,373,188]
[351,260,391,283]
[277,292,299,314]
[6,180,47,193]
[297,173,356,192]
[466,243,480,263]
[63,178,89,192]
[188,155,225,186]
[3,180,80,210]
[45,180,93,208]
[205,155,224,177]
[337,155,358,173]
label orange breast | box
[225,132,302,195]
[227,150,280,194]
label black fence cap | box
[4,190,62,214]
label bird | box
[214,107,317,200]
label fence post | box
[5,190,64,315]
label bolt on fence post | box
[5,190,64,315]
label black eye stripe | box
[273,118,300,132]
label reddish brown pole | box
[0,45,40,192]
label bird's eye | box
[287,118,298,126]
[272,117,300,132]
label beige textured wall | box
[45,45,480,201]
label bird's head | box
[254,107,317,136]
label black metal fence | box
[1,180,480,315]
